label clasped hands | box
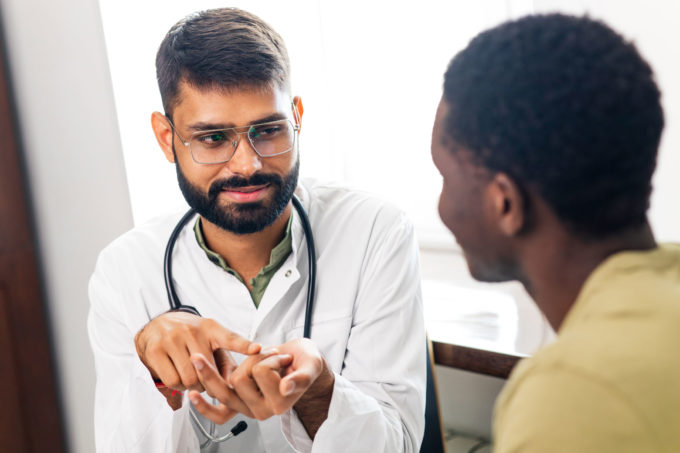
[134,311,334,424]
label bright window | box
[99,1,680,246]
[98,1,512,246]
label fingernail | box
[283,381,296,396]
[189,394,199,405]
[261,347,279,355]
[191,358,204,371]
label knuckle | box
[179,323,196,337]
[205,388,218,400]
[230,372,247,387]
[182,374,198,388]
[251,363,266,376]
[163,333,180,348]
[145,343,163,357]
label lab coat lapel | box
[178,225,258,337]
[251,186,309,332]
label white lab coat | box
[88,179,426,453]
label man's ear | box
[487,172,525,236]
[292,96,304,131]
[151,111,176,163]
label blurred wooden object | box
[0,18,67,453]
[432,342,523,379]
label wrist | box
[134,323,160,379]
[293,358,334,439]
[297,357,335,407]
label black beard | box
[176,158,300,235]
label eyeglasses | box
[167,117,299,164]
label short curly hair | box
[443,14,664,238]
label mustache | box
[208,173,283,200]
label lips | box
[221,184,270,202]
[224,184,269,194]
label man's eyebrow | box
[186,113,289,132]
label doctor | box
[88,7,425,453]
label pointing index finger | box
[205,321,261,355]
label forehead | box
[172,81,291,127]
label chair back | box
[420,337,446,453]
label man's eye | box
[250,125,282,139]
[197,132,227,145]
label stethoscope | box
[162,193,317,444]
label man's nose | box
[225,134,263,176]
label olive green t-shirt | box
[494,244,680,452]
[193,216,293,307]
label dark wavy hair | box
[156,7,290,117]
[443,14,664,238]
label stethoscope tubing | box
[162,193,317,445]
[163,193,316,338]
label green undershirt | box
[193,216,293,307]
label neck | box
[520,222,656,331]
[200,203,292,283]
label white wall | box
[0,0,133,452]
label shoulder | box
[89,211,191,322]
[495,354,661,452]
[93,211,188,276]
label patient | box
[431,13,680,452]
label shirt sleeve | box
[281,209,427,452]
[493,366,661,453]
[87,250,198,453]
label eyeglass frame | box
[165,103,301,165]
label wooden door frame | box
[0,15,67,453]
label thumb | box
[280,369,315,396]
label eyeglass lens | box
[189,120,295,163]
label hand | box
[134,311,261,395]
[189,338,334,432]
[186,348,289,423]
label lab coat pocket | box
[285,314,353,371]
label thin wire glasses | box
[167,117,299,164]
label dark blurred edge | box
[0,6,68,452]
